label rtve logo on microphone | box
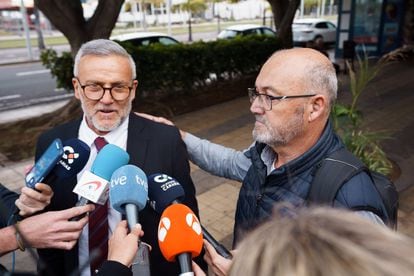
[111,174,147,191]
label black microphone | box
[25,138,90,188]
[16,139,91,217]
[148,173,233,259]
[200,225,232,259]
[43,138,91,185]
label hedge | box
[41,35,282,100]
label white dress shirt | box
[77,116,129,276]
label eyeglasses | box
[75,77,133,101]
[248,88,316,111]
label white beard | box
[81,99,132,133]
[252,106,305,147]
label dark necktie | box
[88,137,109,275]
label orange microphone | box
[158,203,203,275]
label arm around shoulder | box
[184,133,251,181]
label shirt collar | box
[78,115,129,150]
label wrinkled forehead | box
[256,56,307,92]
[77,54,134,80]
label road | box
[0,31,217,111]
[0,62,72,111]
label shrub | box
[332,53,393,175]
[40,35,282,99]
[40,49,73,90]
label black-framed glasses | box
[248,88,316,111]
[75,77,133,101]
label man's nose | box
[100,88,114,103]
[250,98,265,114]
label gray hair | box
[307,62,338,110]
[73,39,136,79]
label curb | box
[0,59,41,66]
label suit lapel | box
[127,114,149,168]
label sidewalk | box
[1,60,414,273]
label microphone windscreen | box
[158,203,203,262]
[91,144,130,181]
[148,173,185,213]
[110,165,148,214]
[52,138,90,179]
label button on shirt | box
[77,116,129,276]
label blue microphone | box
[91,144,130,180]
[73,144,130,206]
[110,165,148,230]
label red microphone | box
[158,203,203,275]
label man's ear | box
[130,80,138,101]
[307,95,327,122]
[72,78,80,100]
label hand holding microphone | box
[107,220,144,267]
[109,164,151,275]
[16,138,91,217]
[15,183,53,216]
[203,240,235,276]
[15,204,95,251]
[158,203,203,275]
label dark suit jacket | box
[96,261,131,276]
[35,113,202,276]
[0,183,19,228]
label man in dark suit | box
[35,39,201,276]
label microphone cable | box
[0,193,43,275]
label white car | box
[292,18,337,46]
[111,32,180,47]
[218,24,276,39]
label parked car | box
[292,18,337,46]
[217,24,276,39]
[111,32,180,47]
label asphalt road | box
[0,62,72,111]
